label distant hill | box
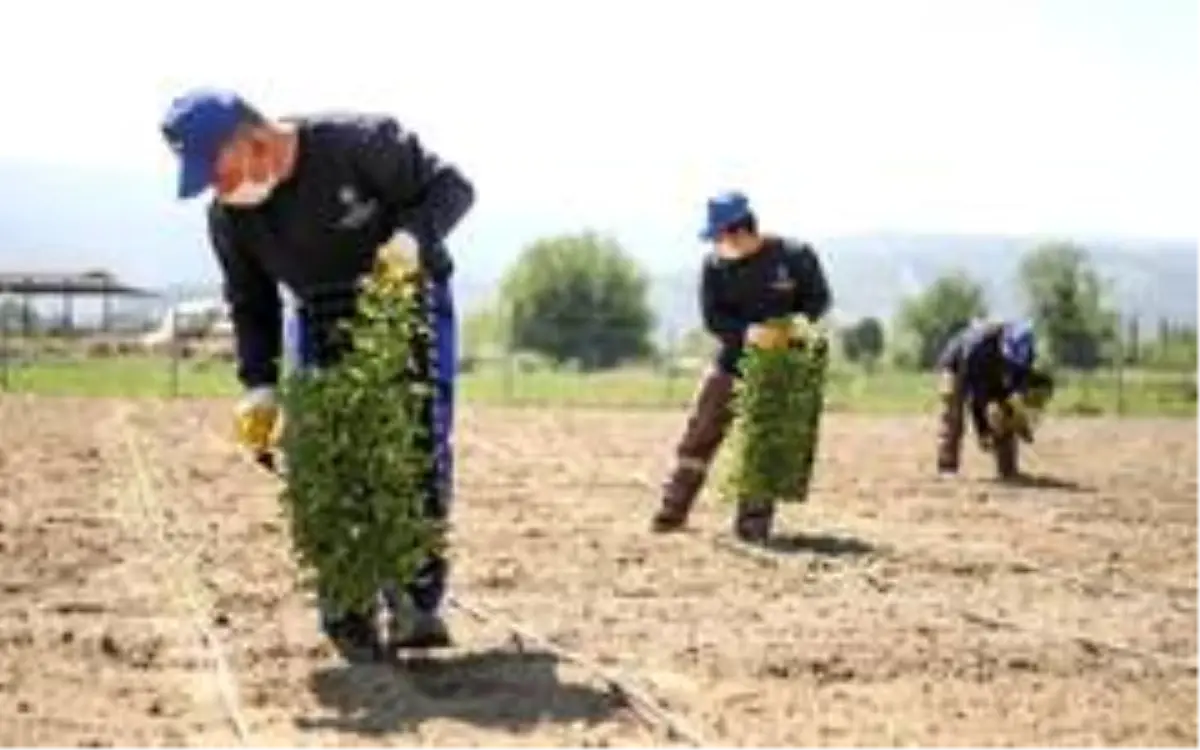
[646,233,1196,340]
[1,161,1194,337]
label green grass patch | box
[2,355,1194,417]
[1,356,237,398]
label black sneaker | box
[391,610,453,650]
[734,503,775,544]
[323,611,383,664]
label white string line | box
[204,412,705,744]
[116,406,250,743]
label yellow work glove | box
[1011,395,1037,442]
[373,230,421,282]
[937,369,957,399]
[745,316,823,350]
[985,401,1006,432]
[745,321,792,349]
[987,396,1035,443]
[234,386,280,454]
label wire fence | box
[0,286,1195,417]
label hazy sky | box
[1,0,1195,242]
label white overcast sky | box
[0,0,1195,239]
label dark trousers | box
[936,369,1018,478]
[659,366,768,522]
[287,278,456,618]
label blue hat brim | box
[699,207,751,241]
[177,147,217,199]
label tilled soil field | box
[0,395,1195,746]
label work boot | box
[652,468,704,533]
[734,501,775,544]
[389,598,453,650]
[937,456,959,474]
[651,503,690,533]
[994,434,1019,481]
[321,610,383,664]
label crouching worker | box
[652,191,832,541]
[935,319,1055,479]
[160,88,474,660]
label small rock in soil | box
[100,633,121,658]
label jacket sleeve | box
[784,242,832,321]
[700,261,744,344]
[208,206,282,389]
[936,330,966,372]
[349,116,476,279]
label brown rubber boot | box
[652,466,705,533]
[936,371,965,474]
[653,367,736,533]
[994,432,1020,480]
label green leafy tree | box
[461,305,508,357]
[841,317,886,371]
[1018,242,1116,370]
[895,271,989,369]
[500,231,654,370]
[0,296,39,334]
[675,327,718,358]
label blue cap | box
[160,88,260,199]
[1001,320,1036,368]
[699,191,752,241]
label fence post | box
[1115,315,1125,416]
[168,292,181,398]
[502,301,516,405]
[1,302,8,391]
[662,326,677,408]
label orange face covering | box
[214,134,281,206]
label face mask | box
[220,176,278,207]
[716,239,749,260]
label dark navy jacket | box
[700,237,831,374]
[207,113,475,389]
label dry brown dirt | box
[0,395,1195,747]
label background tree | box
[499,232,654,370]
[895,271,989,369]
[0,296,39,335]
[675,326,718,359]
[1018,242,1116,370]
[457,305,508,372]
[841,317,885,371]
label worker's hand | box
[985,401,1007,433]
[373,230,421,282]
[937,369,957,399]
[234,386,279,454]
[977,431,995,452]
[1006,395,1036,443]
[987,397,1035,443]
